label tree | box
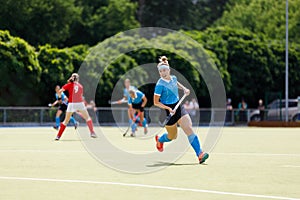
[186,27,300,107]
[134,0,229,30]
[215,0,300,43]
[0,0,81,47]
[37,45,75,104]
[80,30,225,107]
[66,0,140,46]
[0,30,41,105]
[66,44,89,72]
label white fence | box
[0,107,259,127]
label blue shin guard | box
[129,119,137,132]
[142,118,147,127]
[55,117,60,127]
[131,123,137,132]
[188,133,202,157]
[70,116,76,124]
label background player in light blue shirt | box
[128,88,148,136]
[115,79,137,103]
[114,79,137,123]
[153,56,209,164]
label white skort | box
[67,102,86,112]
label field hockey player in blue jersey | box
[153,56,209,164]
[128,88,148,137]
[113,79,137,121]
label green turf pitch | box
[0,127,299,200]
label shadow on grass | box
[147,161,206,167]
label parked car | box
[250,99,300,121]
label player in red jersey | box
[55,73,97,140]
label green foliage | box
[186,27,300,106]
[37,44,75,104]
[268,42,300,100]
[0,0,81,47]
[0,30,41,105]
[216,0,300,43]
[65,45,89,72]
[1,0,300,108]
[79,30,225,106]
[97,55,144,105]
[0,0,139,47]
[135,0,229,30]
[77,35,150,105]
[66,0,140,46]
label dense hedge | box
[0,30,41,105]
[186,27,300,107]
[1,28,299,107]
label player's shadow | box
[55,139,81,142]
[147,161,205,167]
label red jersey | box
[62,82,84,103]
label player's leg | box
[127,106,136,136]
[55,112,72,140]
[77,109,96,138]
[130,109,140,137]
[127,108,134,121]
[140,111,148,134]
[155,124,177,152]
[54,109,63,129]
[69,115,79,129]
[75,110,85,119]
[178,114,209,164]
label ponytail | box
[68,73,79,83]
[157,56,170,70]
[159,56,168,63]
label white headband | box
[158,64,170,70]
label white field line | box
[281,165,300,168]
[0,149,299,157]
[0,150,85,153]
[0,176,298,200]
[212,152,300,157]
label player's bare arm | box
[153,95,173,113]
[177,82,190,95]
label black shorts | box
[132,102,143,111]
[58,104,67,112]
[159,102,189,126]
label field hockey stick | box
[109,99,127,105]
[159,94,188,127]
[123,111,141,137]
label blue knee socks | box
[70,116,76,124]
[142,118,147,127]
[188,133,202,157]
[129,119,137,132]
[158,133,171,143]
[55,117,60,127]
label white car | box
[250,99,300,121]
